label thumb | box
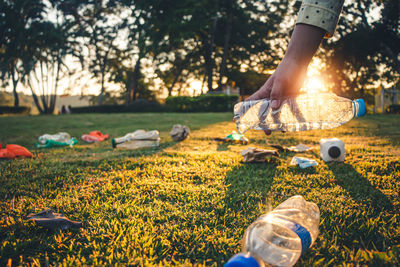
[270,79,284,110]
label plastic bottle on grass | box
[112,130,160,149]
[38,132,71,144]
[225,195,320,267]
[234,93,366,134]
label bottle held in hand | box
[234,93,366,134]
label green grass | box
[1,113,399,266]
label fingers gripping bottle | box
[225,196,320,267]
[234,93,366,134]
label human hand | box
[246,24,325,135]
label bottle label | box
[284,220,312,255]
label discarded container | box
[37,138,78,148]
[38,132,71,144]
[290,156,318,169]
[225,196,320,267]
[320,138,345,162]
[234,93,366,133]
[112,130,159,149]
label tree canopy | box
[0,0,399,111]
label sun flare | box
[302,76,327,94]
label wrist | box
[283,24,325,65]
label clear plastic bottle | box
[38,132,71,144]
[233,93,366,134]
[225,196,320,267]
[112,130,160,149]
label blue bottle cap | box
[224,253,260,267]
[354,99,366,117]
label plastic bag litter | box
[290,156,318,169]
[170,124,190,141]
[112,130,160,149]
[27,209,82,230]
[241,147,279,163]
[0,144,33,159]
[82,131,109,143]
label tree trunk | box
[128,58,141,103]
[205,16,218,92]
[12,74,19,107]
[98,67,106,105]
[217,5,233,91]
[168,59,188,96]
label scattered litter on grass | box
[112,130,160,149]
[241,147,279,163]
[82,131,109,143]
[0,144,32,159]
[214,131,249,144]
[290,156,318,169]
[27,209,82,230]
[320,138,345,162]
[37,138,78,148]
[267,143,314,152]
[287,143,313,152]
[38,132,71,144]
[170,124,190,141]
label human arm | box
[247,0,345,107]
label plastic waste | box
[170,124,190,141]
[112,130,160,149]
[214,131,249,144]
[82,131,109,143]
[290,156,318,169]
[234,93,366,133]
[320,138,345,162]
[38,132,71,144]
[225,195,320,267]
[27,209,82,230]
[241,147,279,163]
[0,144,33,159]
[287,144,312,152]
[37,138,78,148]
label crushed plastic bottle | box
[225,195,320,267]
[234,93,366,134]
[112,130,159,149]
[38,132,71,144]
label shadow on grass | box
[328,162,393,211]
[218,160,278,263]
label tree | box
[0,0,47,107]
[321,0,400,100]
[25,12,73,114]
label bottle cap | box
[354,99,366,117]
[224,253,260,267]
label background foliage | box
[0,0,399,113]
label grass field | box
[1,113,399,266]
